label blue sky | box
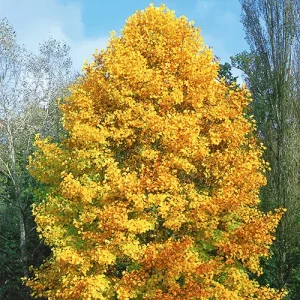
[80,0,249,63]
[0,0,248,78]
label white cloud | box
[0,0,108,71]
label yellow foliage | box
[27,4,285,299]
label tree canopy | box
[27,5,284,299]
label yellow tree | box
[27,5,285,300]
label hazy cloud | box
[0,0,108,71]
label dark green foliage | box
[0,176,51,299]
[218,62,239,85]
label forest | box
[0,1,299,299]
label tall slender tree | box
[232,0,300,297]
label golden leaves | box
[27,4,284,299]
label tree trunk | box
[19,209,29,279]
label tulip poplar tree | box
[27,5,285,300]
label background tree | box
[27,5,284,299]
[0,18,73,299]
[218,62,239,86]
[232,0,300,298]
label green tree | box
[232,0,300,298]
[218,62,239,86]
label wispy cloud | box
[0,0,108,71]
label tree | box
[27,5,284,299]
[0,18,73,298]
[218,62,239,86]
[232,1,300,297]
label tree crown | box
[27,4,284,299]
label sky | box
[0,0,249,78]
